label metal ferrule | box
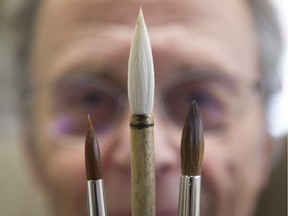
[178,176,201,216]
[87,180,107,216]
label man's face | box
[28,0,272,215]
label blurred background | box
[0,1,47,215]
[0,0,286,215]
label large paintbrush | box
[128,7,156,216]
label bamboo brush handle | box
[130,115,155,216]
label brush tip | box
[85,115,102,180]
[128,7,154,115]
[87,114,94,131]
[181,100,205,176]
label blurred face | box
[28,0,272,215]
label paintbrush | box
[178,101,205,216]
[85,115,107,216]
[128,7,156,216]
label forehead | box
[31,0,258,84]
[37,0,252,24]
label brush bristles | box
[181,101,205,176]
[85,115,102,180]
[128,7,155,115]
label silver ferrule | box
[178,176,201,216]
[87,180,107,216]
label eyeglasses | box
[24,71,260,148]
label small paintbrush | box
[178,101,205,216]
[85,115,107,216]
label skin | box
[26,0,273,215]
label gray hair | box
[249,0,283,102]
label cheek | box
[33,83,87,206]
[44,147,85,184]
[37,141,87,214]
[200,104,268,215]
[228,104,267,177]
[213,101,266,175]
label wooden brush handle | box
[130,115,155,216]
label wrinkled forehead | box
[32,0,258,84]
[37,0,196,26]
[37,0,253,29]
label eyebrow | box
[54,71,124,90]
[52,68,125,89]
[162,67,237,92]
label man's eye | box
[53,87,120,135]
[81,93,103,105]
[78,91,112,109]
[163,84,227,131]
[58,87,117,109]
[186,92,217,108]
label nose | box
[154,110,180,177]
[107,110,131,175]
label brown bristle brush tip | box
[180,100,205,176]
[85,115,102,180]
